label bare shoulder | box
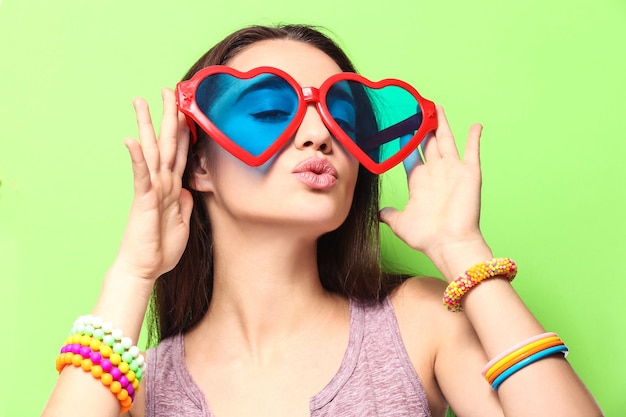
[391,277,504,416]
[390,276,476,349]
[390,276,450,324]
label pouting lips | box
[292,157,338,190]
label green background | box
[1,0,624,415]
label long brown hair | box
[147,24,405,345]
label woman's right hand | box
[113,88,194,282]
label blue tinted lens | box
[326,82,357,139]
[196,73,298,157]
[328,81,423,164]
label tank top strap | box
[381,296,432,414]
[145,333,212,416]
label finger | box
[378,206,400,229]
[159,88,179,171]
[402,149,422,176]
[124,138,151,196]
[464,123,482,165]
[173,111,190,178]
[133,98,160,173]
[401,133,424,175]
[433,105,460,159]
[422,127,441,162]
[179,188,194,226]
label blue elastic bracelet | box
[491,344,569,391]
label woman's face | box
[193,39,360,236]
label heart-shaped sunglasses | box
[176,66,437,174]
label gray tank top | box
[145,297,432,416]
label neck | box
[186,215,344,360]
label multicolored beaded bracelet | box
[442,258,517,312]
[68,316,145,374]
[70,315,144,363]
[56,315,145,413]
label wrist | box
[91,264,157,342]
[107,257,163,283]
[100,264,156,310]
[425,237,494,282]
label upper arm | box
[432,296,504,416]
[391,277,504,417]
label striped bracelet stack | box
[482,332,568,391]
[55,315,146,413]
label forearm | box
[42,267,154,417]
[463,280,601,416]
[432,244,602,416]
[92,264,156,344]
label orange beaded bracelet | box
[442,258,517,312]
[56,351,134,413]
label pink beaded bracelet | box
[57,343,141,391]
[443,258,517,312]
[61,334,145,381]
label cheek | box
[209,142,255,175]
[208,148,289,205]
[344,155,360,189]
[209,138,282,176]
[337,158,360,214]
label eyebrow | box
[328,83,356,105]
[235,75,292,103]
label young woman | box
[42,24,603,417]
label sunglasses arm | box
[362,113,423,152]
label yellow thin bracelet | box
[485,336,563,382]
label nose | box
[293,105,333,154]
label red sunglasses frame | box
[176,65,437,174]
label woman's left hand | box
[378,106,491,279]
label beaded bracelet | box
[68,316,145,374]
[70,315,144,365]
[486,336,564,383]
[443,258,517,312]
[56,350,139,397]
[56,315,145,413]
[491,345,569,391]
[57,342,142,389]
[60,334,145,381]
[56,351,135,413]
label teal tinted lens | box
[327,80,423,163]
[196,73,299,157]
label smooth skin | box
[42,40,603,417]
